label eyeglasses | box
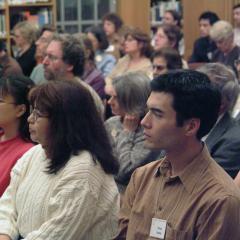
[152,64,166,71]
[30,108,48,122]
[43,53,61,62]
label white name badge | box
[149,218,167,239]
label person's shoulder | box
[105,116,121,125]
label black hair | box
[102,13,123,32]
[151,47,183,70]
[150,69,221,140]
[165,9,182,27]
[86,25,109,50]
[233,4,240,10]
[0,75,35,142]
[199,11,220,25]
[0,40,6,51]
[29,80,119,175]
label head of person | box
[151,47,183,77]
[198,63,239,114]
[108,71,151,117]
[86,25,109,51]
[163,10,182,28]
[13,21,38,49]
[102,12,123,37]
[0,40,6,58]
[43,34,85,81]
[198,11,219,37]
[233,4,240,27]
[28,80,119,174]
[154,24,182,51]
[124,27,153,58]
[210,20,234,54]
[0,75,34,142]
[35,24,56,61]
[141,70,221,150]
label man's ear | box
[184,118,200,137]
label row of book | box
[10,8,52,28]
[0,0,50,5]
[0,14,6,37]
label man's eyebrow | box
[148,107,164,115]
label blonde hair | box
[13,21,38,45]
[210,20,233,41]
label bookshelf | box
[0,0,56,54]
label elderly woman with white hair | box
[210,20,240,77]
[105,71,163,192]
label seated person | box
[0,80,119,240]
[0,75,34,196]
[189,11,219,63]
[198,63,240,178]
[116,70,240,239]
[0,40,23,77]
[152,47,183,77]
[86,25,116,77]
[13,21,38,76]
[105,72,163,192]
[210,20,240,77]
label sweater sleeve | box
[23,154,115,240]
[0,148,34,239]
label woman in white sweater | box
[0,81,120,240]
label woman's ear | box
[16,104,26,118]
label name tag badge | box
[150,218,167,239]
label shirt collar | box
[155,144,212,193]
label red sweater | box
[0,135,33,196]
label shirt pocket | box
[165,224,194,240]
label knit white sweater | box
[0,145,119,240]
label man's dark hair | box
[29,80,119,174]
[150,69,221,140]
[102,13,123,32]
[199,11,220,25]
[51,34,85,77]
[233,4,240,10]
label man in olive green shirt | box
[116,70,240,240]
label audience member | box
[198,63,240,178]
[13,21,38,76]
[75,33,105,100]
[86,25,116,77]
[42,33,104,117]
[189,11,219,63]
[162,9,184,56]
[233,4,240,46]
[154,24,187,68]
[30,24,56,85]
[0,75,34,196]
[102,12,123,60]
[0,40,23,77]
[0,80,119,239]
[116,69,240,239]
[105,72,162,192]
[210,20,240,77]
[151,47,183,77]
[105,27,153,93]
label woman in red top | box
[0,75,34,196]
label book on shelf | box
[11,8,52,28]
[8,0,50,4]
